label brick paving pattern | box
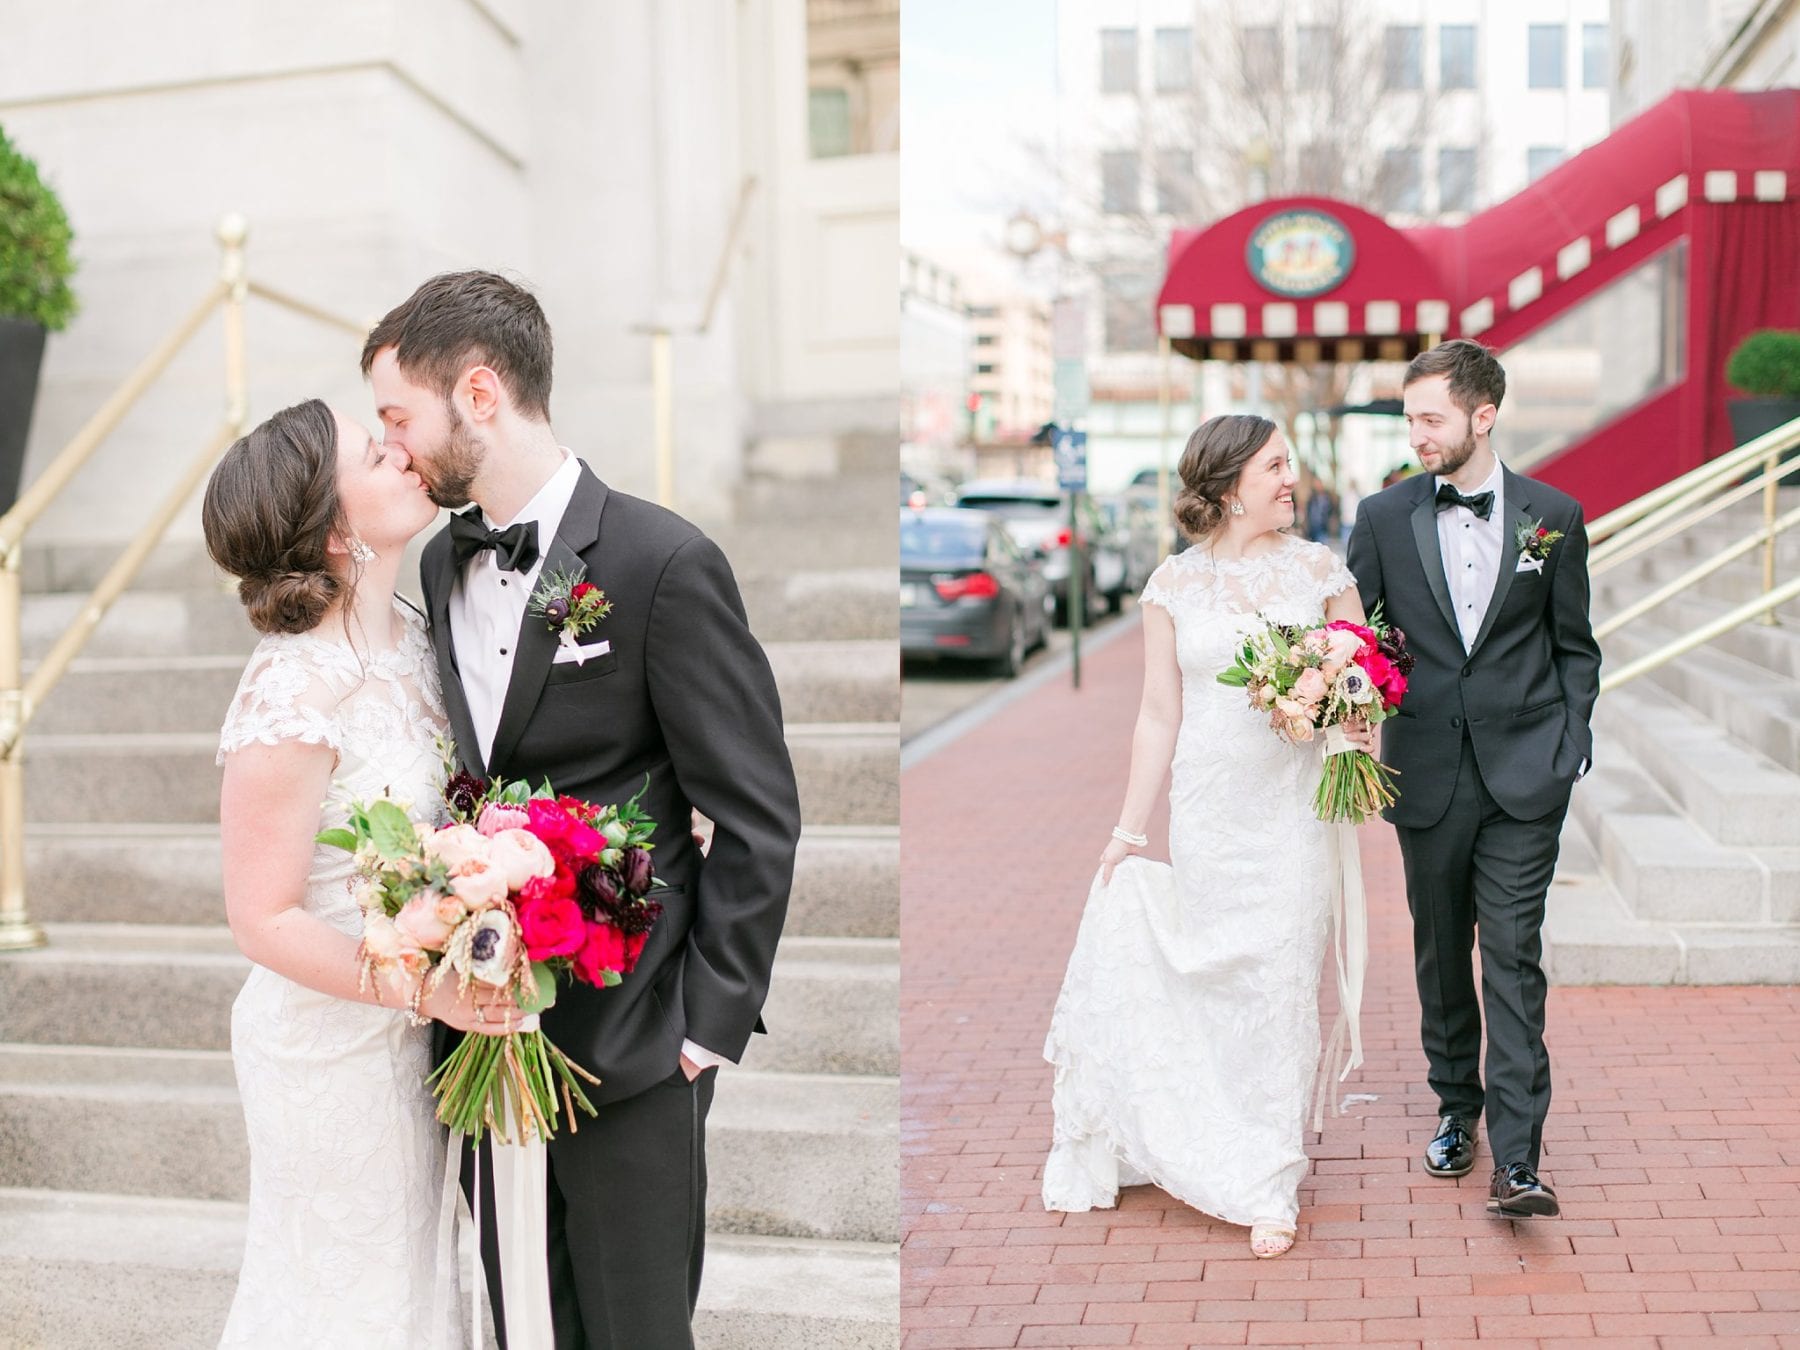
[901,621,1800,1347]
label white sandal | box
[1249,1221,1296,1258]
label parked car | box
[1091,492,1159,612]
[952,480,1101,625]
[901,507,1050,676]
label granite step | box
[22,822,900,937]
[0,926,898,1077]
[28,640,899,735]
[0,1188,899,1350]
[20,724,898,828]
[0,1045,898,1243]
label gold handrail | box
[1593,409,1800,696]
[0,215,371,952]
[1589,414,1800,544]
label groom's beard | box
[420,405,488,509]
[1430,425,1478,478]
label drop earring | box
[1229,500,1245,516]
[349,538,376,564]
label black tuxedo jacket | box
[422,464,801,1104]
[1347,466,1601,828]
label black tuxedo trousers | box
[1348,468,1600,1172]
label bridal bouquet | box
[320,763,665,1144]
[1216,610,1413,823]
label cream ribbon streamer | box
[1311,727,1369,1133]
[433,1013,557,1350]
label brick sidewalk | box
[901,622,1800,1348]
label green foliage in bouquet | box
[0,126,77,331]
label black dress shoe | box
[1488,1162,1559,1217]
[1423,1113,1476,1177]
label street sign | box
[1054,429,1088,492]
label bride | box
[1042,413,1370,1259]
[202,399,514,1347]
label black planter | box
[0,317,48,517]
[1728,397,1800,486]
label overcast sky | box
[900,0,1060,257]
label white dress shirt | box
[449,452,728,1072]
[1434,459,1504,653]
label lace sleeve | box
[1140,556,1179,611]
[217,641,346,766]
[1309,542,1358,609]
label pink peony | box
[1360,650,1394,690]
[518,894,588,960]
[394,893,457,950]
[476,802,531,837]
[487,828,558,890]
[447,857,509,909]
[423,823,490,870]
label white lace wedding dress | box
[215,602,463,1349]
[1043,534,1358,1226]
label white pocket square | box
[1515,556,1544,575]
[553,638,611,665]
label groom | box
[1347,339,1600,1218]
[363,271,802,1344]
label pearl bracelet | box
[1111,825,1148,848]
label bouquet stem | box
[1314,745,1399,824]
[429,1029,601,1145]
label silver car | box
[953,480,1101,626]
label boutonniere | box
[1514,520,1563,573]
[528,565,613,659]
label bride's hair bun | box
[201,399,350,636]
[1173,414,1278,542]
[238,569,343,636]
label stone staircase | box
[0,427,899,1347]
[1544,489,1800,985]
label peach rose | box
[423,823,491,870]
[1294,667,1327,703]
[1325,627,1364,664]
[487,828,558,890]
[394,893,457,950]
[447,857,510,909]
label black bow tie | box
[448,510,540,573]
[1435,483,1494,521]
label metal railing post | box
[218,213,250,435]
[0,534,39,951]
[1762,448,1780,626]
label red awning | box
[1156,89,1800,363]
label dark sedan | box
[901,507,1050,676]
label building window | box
[1101,28,1137,94]
[1297,142,1338,193]
[1528,24,1565,89]
[1379,147,1422,214]
[1154,28,1192,92]
[1438,147,1476,212]
[1242,26,1280,84]
[1103,272,1157,353]
[808,89,853,158]
[1101,150,1138,214]
[1383,26,1422,91]
[1440,25,1476,90]
[1528,146,1565,181]
[1155,147,1192,216]
[1297,26,1332,87]
[973,333,996,346]
[1582,24,1608,89]
[974,364,996,375]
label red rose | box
[520,865,576,906]
[526,799,574,850]
[572,921,629,986]
[1360,650,1394,689]
[1327,619,1377,646]
[572,582,597,599]
[564,817,605,863]
[1536,527,1549,538]
[1379,670,1408,709]
[622,931,648,972]
[518,894,587,960]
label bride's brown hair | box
[202,399,349,635]
[1173,414,1278,541]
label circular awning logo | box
[1246,209,1356,298]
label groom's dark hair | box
[361,271,554,420]
[1404,338,1505,417]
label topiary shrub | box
[0,125,77,331]
[1725,329,1800,400]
